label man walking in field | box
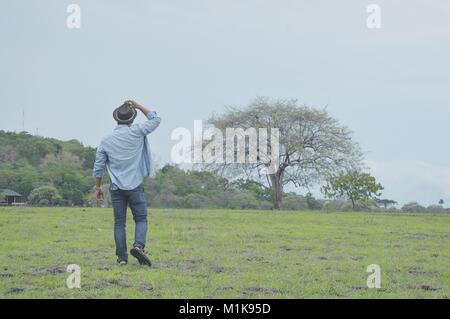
[93,100,161,266]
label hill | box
[0,131,96,205]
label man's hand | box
[125,99,151,116]
[96,187,104,201]
[125,99,142,110]
[95,177,103,201]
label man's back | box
[93,110,161,190]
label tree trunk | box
[270,170,284,210]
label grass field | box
[0,207,449,298]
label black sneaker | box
[130,247,152,267]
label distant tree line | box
[0,130,448,213]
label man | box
[93,100,161,266]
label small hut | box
[0,189,23,205]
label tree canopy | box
[321,170,384,210]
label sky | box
[1,0,449,206]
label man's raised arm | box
[126,100,161,135]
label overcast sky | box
[1,0,449,205]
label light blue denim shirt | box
[93,111,161,190]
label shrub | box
[38,199,50,206]
[323,199,353,212]
[426,204,445,213]
[401,201,426,213]
[282,194,308,211]
[28,185,62,206]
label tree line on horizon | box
[0,100,447,214]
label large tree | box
[204,97,362,209]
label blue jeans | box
[110,184,148,261]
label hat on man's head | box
[113,102,137,124]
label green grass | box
[0,207,449,298]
